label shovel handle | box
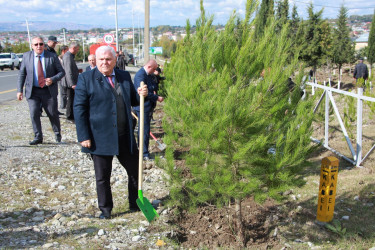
[150,132,158,141]
[138,81,145,191]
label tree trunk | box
[235,198,245,247]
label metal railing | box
[307,81,375,167]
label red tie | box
[107,76,114,88]
[37,56,45,88]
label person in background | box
[45,36,58,55]
[150,66,165,123]
[58,45,69,110]
[61,42,80,122]
[353,58,369,84]
[115,51,126,70]
[85,54,96,72]
[133,59,164,161]
[74,46,148,219]
[16,36,65,145]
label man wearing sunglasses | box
[17,36,65,145]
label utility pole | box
[132,7,135,55]
[25,19,31,50]
[144,0,150,63]
[138,15,141,60]
[61,28,67,45]
[115,0,119,52]
[82,37,85,63]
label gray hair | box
[32,36,44,42]
[69,42,79,49]
[95,46,116,59]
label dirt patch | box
[172,197,281,248]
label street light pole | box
[132,7,136,56]
[25,19,32,50]
[61,28,67,45]
[144,0,150,63]
[82,37,85,63]
[115,0,119,52]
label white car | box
[16,53,23,65]
[0,53,20,70]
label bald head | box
[144,59,158,74]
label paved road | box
[0,63,89,105]
[0,64,141,105]
[0,69,19,104]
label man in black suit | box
[17,36,65,145]
[61,42,80,121]
[74,46,148,219]
[85,54,96,72]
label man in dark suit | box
[58,45,69,110]
[74,46,148,219]
[45,36,58,55]
[85,54,96,72]
[353,58,369,83]
[61,42,80,121]
[133,59,164,161]
[17,36,65,145]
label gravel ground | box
[0,99,174,249]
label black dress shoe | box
[29,139,43,145]
[129,205,140,212]
[55,135,62,143]
[99,213,111,219]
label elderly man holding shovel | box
[73,46,148,219]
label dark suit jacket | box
[61,51,79,88]
[73,68,140,155]
[353,62,369,80]
[17,50,65,99]
[133,67,158,113]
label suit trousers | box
[91,133,139,214]
[58,83,67,109]
[26,87,61,140]
[66,87,74,120]
[136,110,151,158]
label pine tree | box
[255,0,274,39]
[331,5,355,78]
[275,0,289,32]
[368,10,375,77]
[290,4,300,32]
[299,4,325,73]
[163,0,314,245]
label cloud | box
[0,0,373,28]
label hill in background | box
[0,21,110,32]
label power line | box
[291,0,375,10]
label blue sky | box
[1,0,374,28]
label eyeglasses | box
[33,43,44,47]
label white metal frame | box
[307,81,375,167]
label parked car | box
[0,53,20,70]
[16,53,23,66]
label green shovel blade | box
[136,190,158,222]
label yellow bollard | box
[316,156,339,222]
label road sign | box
[103,33,115,44]
[149,47,163,55]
